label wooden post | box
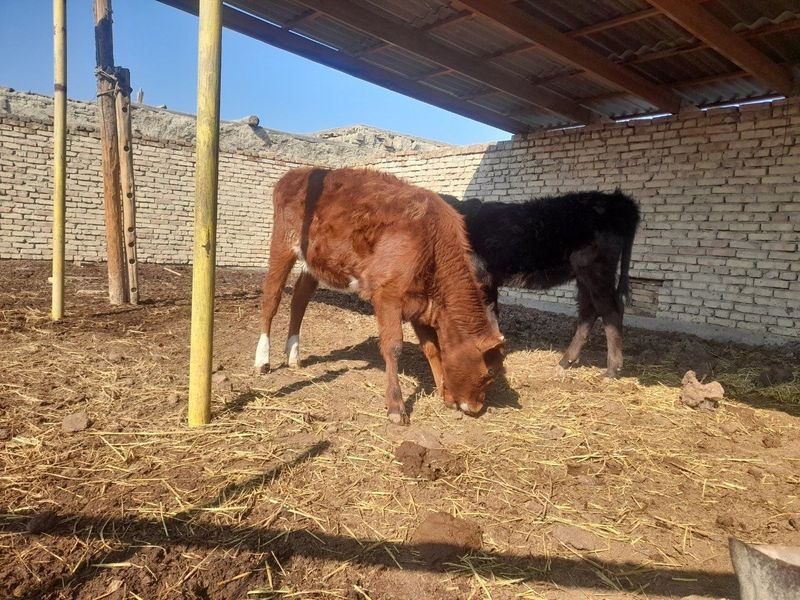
[94,0,127,305]
[51,0,67,321]
[188,0,223,427]
[115,68,139,305]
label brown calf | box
[255,167,505,423]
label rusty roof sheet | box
[176,0,800,132]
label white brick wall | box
[1,94,798,339]
[353,99,800,339]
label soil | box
[1,259,799,600]
[394,441,465,480]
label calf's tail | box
[617,231,634,306]
[615,191,640,307]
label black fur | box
[442,190,640,378]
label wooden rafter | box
[157,0,532,133]
[285,0,592,123]
[281,9,320,31]
[457,0,682,113]
[647,0,794,95]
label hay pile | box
[1,260,798,599]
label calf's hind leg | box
[255,239,297,373]
[285,270,319,368]
[560,282,597,370]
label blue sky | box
[0,0,509,145]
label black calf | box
[443,191,640,378]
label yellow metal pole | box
[188,0,223,426]
[51,0,67,321]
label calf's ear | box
[477,335,505,355]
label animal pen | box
[1,0,799,598]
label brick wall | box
[1,92,798,339]
[354,99,800,339]
[0,113,311,269]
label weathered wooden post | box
[93,0,127,305]
[188,0,223,426]
[115,68,139,305]
[51,0,67,321]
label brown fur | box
[256,167,504,422]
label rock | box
[107,350,124,363]
[166,392,180,407]
[411,512,482,563]
[211,372,233,392]
[543,426,566,440]
[395,441,464,480]
[762,434,782,449]
[789,517,799,531]
[720,422,740,435]
[0,428,10,441]
[27,510,59,534]
[551,524,603,551]
[756,364,794,387]
[680,371,724,410]
[62,411,89,433]
[212,362,224,373]
[385,424,443,449]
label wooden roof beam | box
[458,0,682,113]
[156,0,531,133]
[281,9,320,30]
[647,0,794,95]
[290,0,591,123]
[420,10,472,32]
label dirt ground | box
[1,259,798,600]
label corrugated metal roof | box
[179,0,800,132]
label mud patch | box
[394,441,464,480]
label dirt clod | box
[62,411,89,433]
[394,441,464,480]
[551,524,603,551]
[167,392,181,406]
[762,433,782,448]
[716,513,744,530]
[211,372,233,392]
[107,350,124,363]
[680,370,724,409]
[789,516,799,531]
[27,510,59,534]
[0,427,10,441]
[411,512,482,564]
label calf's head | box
[440,331,505,415]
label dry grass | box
[1,260,798,600]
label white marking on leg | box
[459,402,472,413]
[286,334,300,368]
[254,333,270,370]
[347,277,359,292]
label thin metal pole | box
[51,0,67,321]
[188,0,223,427]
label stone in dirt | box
[762,433,782,449]
[551,524,603,551]
[107,350,124,363]
[395,441,464,480]
[411,512,482,564]
[0,428,10,441]
[680,371,724,410]
[62,411,89,433]
[27,510,59,534]
[166,392,180,406]
[385,424,443,449]
[211,372,233,392]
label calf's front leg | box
[374,299,408,425]
[411,321,445,400]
